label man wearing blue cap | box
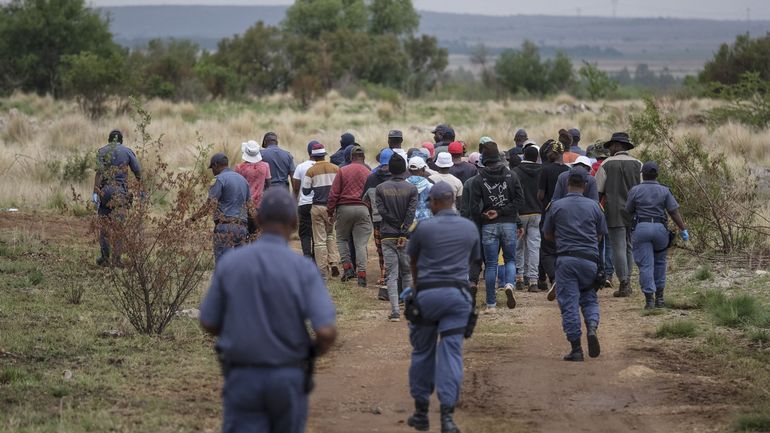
[543,166,607,362]
[189,152,256,263]
[405,181,481,433]
[200,187,337,433]
[625,161,688,309]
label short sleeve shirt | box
[235,161,271,207]
[625,181,679,221]
[261,145,296,186]
[542,193,608,259]
[407,209,482,284]
[293,160,316,206]
[209,168,251,222]
[552,170,599,202]
[199,234,336,365]
[428,172,463,198]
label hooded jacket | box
[467,162,524,226]
[512,162,543,215]
[407,175,434,221]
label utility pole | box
[611,0,618,18]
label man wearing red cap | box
[448,141,478,186]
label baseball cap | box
[259,188,297,224]
[572,155,592,169]
[388,130,403,139]
[307,140,319,156]
[427,181,455,202]
[479,136,494,145]
[568,166,589,184]
[421,142,435,158]
[468,152,482,167]
[209,152,229,169]
[569,128,581,141]
[447,141,464,155]
[379,148,394,166]
[431,124,450,134]
[408,156,427,170]
[311,142,326,156]
[515,129,528,139]
[435,152,453,168]
[350,146,365,158]
[642,161,659,175]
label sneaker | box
[537,280,548,292]
[330,266,340,278]
[482,305,497,315]
[604,279,614,289]
[504,284,516,309]
[527,284,540,293]
[357,273,367,288]
[547,281,557,302]
[515,280,525,291]
[341,267,355,282]
[388,312,400,322]
[377,287,389,301]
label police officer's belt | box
[415,280,469,292]
[559,250,599,263]
[636,217,667,224]
[228,360,304,369]
[214,217,247,226]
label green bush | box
[62,152,92,182]
[732,410,770,432]
[655,320,698,338]
[694,265,714,281]
[710,295,768,328]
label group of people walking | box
[93,123,688,433]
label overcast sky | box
[87,0,770,21]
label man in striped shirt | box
[302,142,341,279]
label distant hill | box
[101,5,770,75]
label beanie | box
[388,153,406,175]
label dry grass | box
[1,93,769,209]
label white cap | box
[242,140,262,163]
[572,155,592,168]
[408,156,427,170]
[393,148,408,161]
[523,139,538,147]
[435,152,453,168]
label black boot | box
[644,293,655,310]
[655,289,665,308]
[440,404,461,433]
[407,400,429,432]
[586,322,601,358]
[563,339,584,362]
[613,280,631,297]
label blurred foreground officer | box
[625,161,688,310]
[189,153,255,263]
[405,182,481,433]
[93,129,141,267]
[543,167,608,362]
[199,188,338,433]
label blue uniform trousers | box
[482,223,517,306]
[555,256,600,342]
[214,223,249,263]
[631,222,669,295]
[222,367,307,433]
[409,288,472,406]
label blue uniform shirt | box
[262,144,296,186]
[625,181,679,222]
[200,234,337,365]
[543,192,608,259]
[407,209,481,284]
[552,170,599,202]
[209,168,250,223]
[96,143,141,189]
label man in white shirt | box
[291,140,318,258]
[429,152,464,211]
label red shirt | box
[235,161,271,207]
[327,162,371,212]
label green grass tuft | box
[694,265,714,281]
[655,319,698,338]
[732,410,770,432]
[709,294,768,328]
[746,328,770,344]
[666,296,700,310]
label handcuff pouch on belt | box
[404,280,478,339]
[559,251,606,293]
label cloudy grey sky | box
[87,0,770,21]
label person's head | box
[448,141,464,160]
[558,129,573,148]
[479,136,494,148]
[569,128,581,146]
[379,148,394,171]
[642,161,659,181]
[262,132,278,148]
[481,142,501,167]
[603,132,635,156]
[241,140,263,163]
[468,152,482,167]
[567,166,588,194]
[108,129,123,144]
[306,140,319,157]
[407,147,421,160]
[208,152,229,176]
[340,132,355,149]
[514,129,528,146]
[428,181,455,214]
[350,146,365,163]
[572,155,592,170]
[408,156,427,177]
[545,139,565,163]
[387,130,404,148]
[434,152,453,172]
[421,142,435,159]
[310,142,326,161]
[523,146,539,163]
[432,124,454,143]
[257,188,298,240]
[388,153,407,176]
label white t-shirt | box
[293,160,316,206]
[429,172,464,204]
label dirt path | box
[309,289,727,433]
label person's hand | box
[91,192,100,206]
[397,237,407,249]
[484,210,498,220]
[680,229,689,241]
[517,227,524,238]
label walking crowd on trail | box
[93,124,689,433]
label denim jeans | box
[482,223,517,307]
[516,214,541,281]
[608,226,633,283]
[631,222,669,294]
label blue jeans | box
[214,223,248,263]
[409,288,472,406]
[223,367,307,433]
[631,222,669,295]
[555,256,600,342]
[482,223,517,307]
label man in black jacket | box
[330,132,355,166]
[467,143,524,313]
[512,146,543,292]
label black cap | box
[259,188,297,224]
[388,130,403,139]
[431,124,449,134]
[388,153,406,175]
[427,181,455,202]
[642,161,659,175]
[569,128,581,141]
[209,152,229,169]
[603,132,634,150]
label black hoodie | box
[468,162,524,226]
[512,162,543,215]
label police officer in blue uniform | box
[543,167,608,362]
[189,153,256,263]
[625,161,688,310]
[92,129,142,267]
[405,182,481,433]
[199,188,337,433]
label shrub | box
[708,72,770,129]
[694,265,713,281]
[709,295,768,328]
[732,410,770,432]
[66,281,86,305]
[655,319,698,339]
[62,152,92,183]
